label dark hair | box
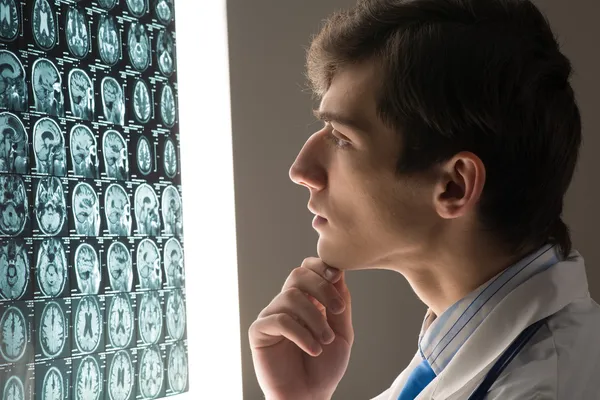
[306,0,581,260]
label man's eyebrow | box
[312,109,371,135]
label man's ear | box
[433,151,486,220]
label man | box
[249,0,600,399]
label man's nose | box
[289,134,327,190]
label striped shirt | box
[418,243,560,375]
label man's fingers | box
[249,313,323,357]
[325,272,354,346]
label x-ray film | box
[0,112,28,173]
[167,341,188,394]
[138,345,163,399]
[65,6,89,59]
[160,83,176,127]
[128,22,150,71]
[107,292,134,349]
[108,350,134,400]
[136,136,153,176]
[33,117,67,176]
[0,305,27,362]
[161,185,182,237]
[68,69,95,121]
[97,14,121,66]
[32,0,56,50]
[155,0,173,25]
[72,182,101,236]
[70,124,99,178]
[0,0,19,41]
[74,296,102,353]
[74,243,100,294]
[39,301,68,359]
[136,238,161,290]
[0,239,29,300]
[0,50,27,111]
[0,174,28,236]
[132,79,152,124]
[107,241,133,292]
[35,177,67,236]
[156,30,174,76]
[134,184,160,236]
[36,238,68,297]
[101,78,125,125]
[103,129,129,179]
[0,0,186,397]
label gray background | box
[226,1,600,398]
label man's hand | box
[249,257,354,400]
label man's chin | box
[316,238,361,271]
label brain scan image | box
[75,356,101,400]
[164,238,183,287]
[70,125,99,178]
[32,59,64,116]
[68,69,94,121]
[0,112,28,174]
[138,291,163,345]
[74,296,102,353]
[0,306,27,362]
[168,342,188,394]
[136,238,161,290]
[33,118,67,176]
[138,345,164,399]
[166,289,185,340]
[32,0,56,50]
[0,50,28,111]
[108,293,134,349]
[103,129,129,180]
[108,350,134,400]
[133,79,151,124]
[127,0,146,17]
[0,174,27,236]
[156,30,174,76]
[98,0,117,10]
[163,138,177,178]
[107,241,133,292]
[0,240,28,300]
[137,136,153,176]
[128,22,150,71]
[102,77,125,125]
[160,84,176,127]
[74,243,100,294]
[66,6,89,58]
[162,186,183,237]
[73,182,101,236]
[3,376,24,400]
[37,238,67,297]
[35,177,67,236]
[98,14,121,66]
[42,367,65,400]
[134,184,160,236]
[0,0,19,41]
[155,0,173,25]
[39,301,67,358]
[106,184,132,236]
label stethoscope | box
[466,317,548,399]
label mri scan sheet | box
[0,1,186,398]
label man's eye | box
[327,130,351,149]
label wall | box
[226,1,600,398]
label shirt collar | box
[417,243,560,374]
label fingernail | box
[322,327,335,343]
[325,268,338,280]
[331,298,344,314]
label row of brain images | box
[0,113,179,178]
[0,0,175,69]
[0,49,177,127]
[0,174,183,237]
[0,235,185,301]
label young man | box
[248,0,600,399]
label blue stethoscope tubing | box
[466,317,548,399]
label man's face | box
[289,62,437,271]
